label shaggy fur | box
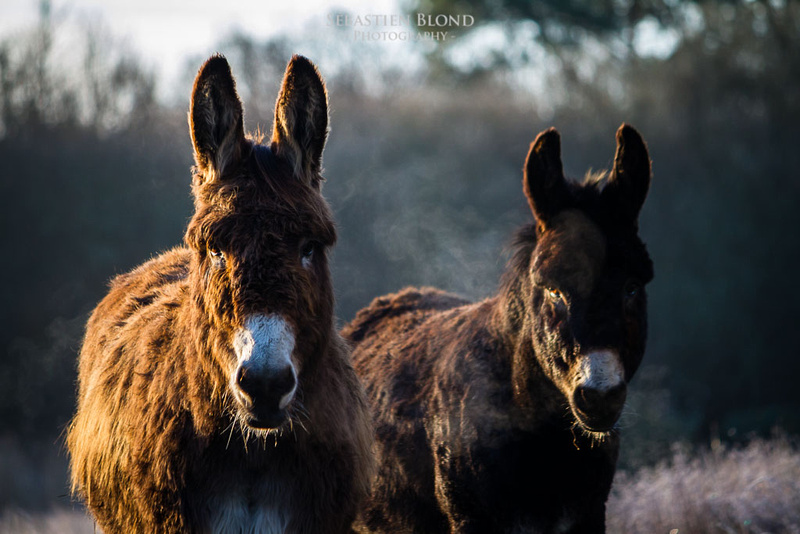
[67,55,374,533]
[344,125,654,533]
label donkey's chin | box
[570,405,621,435]
[243,408,290,431]
[234,400,291,432]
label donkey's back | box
[345,286,470,345]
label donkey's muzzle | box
[571,384,627,432]
[232,313,298,429]
[235,364,297,429]
[569,349,627,431]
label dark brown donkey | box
[66,55,374,533]
[344,125,653,533]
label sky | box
[0,0,402,98]
[1,0,685,107]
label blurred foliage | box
[0,2,157,136]
[409,0,780,48]
[412,0,678,45]
[0,2,190,438]
[1,0,799,510]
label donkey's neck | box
[491,262,538,354]
[490,274,569,430]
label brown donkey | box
[344,125,653,533]
[67,55,373,533]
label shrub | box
[608,437,800,533]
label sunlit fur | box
[345,125,653,533]
[66,55,373,534]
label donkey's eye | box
[300,240,317,267]
[546,288,565,304]
[624,282,641,299]
[207,246,225,266]
[301,241,315,258]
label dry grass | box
[608,438,800,534]
[0,508,95,534]
[2,438,798,533]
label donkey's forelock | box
[190,142,332,217]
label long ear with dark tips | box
[523,127,570,229]
[272,55,329,188]
[189,54,245,180]
[603,123,651,225]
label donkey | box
[344,125,653,533]
[66,54,374,533]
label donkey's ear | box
[523,127,571,229]
[602,124,651,226]
[189,55,246,180]
[271,55,329,188]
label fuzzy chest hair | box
[198,477,293,534]
[207,499,289,534]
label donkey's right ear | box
[189,55,245,181]
[523,127,570,230]
[271,55,329,188]
[602,124,651,226]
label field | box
[1,438,797,533]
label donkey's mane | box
[499,175,607,294]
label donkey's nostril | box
[275,365,297,410]
[274,365,296,394]
[604,383,627,409]
[575,384,627,415]
[234,363,296,411]
[236,365,256,395]
[575,386,601,413]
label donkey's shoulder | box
[342,286,469,344]
[89,247,191,331]
[108,247,191,294]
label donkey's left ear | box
[523,127,571,230]
[272,55,329,188]
[603,124,651,226]
[189,55,246,181]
